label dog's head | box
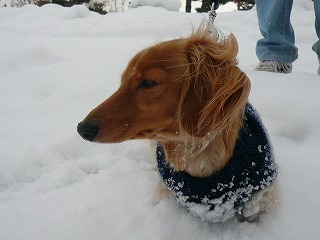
[77,26,250,143]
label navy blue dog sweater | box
[156,103,278,222]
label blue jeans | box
[256,0,320,63]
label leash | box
[208,0,219,40]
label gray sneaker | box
[255,60,292,73]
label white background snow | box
[130,0,181,11]
[1,0,320,239]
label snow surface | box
[130,0,181,11]
[0,1,320,240]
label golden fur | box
[78,25,277,220]
[81,26,250,176]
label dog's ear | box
[177,31,251,137]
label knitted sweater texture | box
[156,103,278,223]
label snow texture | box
[0,1,320,240]
[130,0,181,11]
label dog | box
[77,25,278,223]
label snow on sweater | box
[156,103,278,223]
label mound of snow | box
[130,0,181,11]
[1,1,320,240]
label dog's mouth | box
[135,129,156,139]
[77,120,126,143]
[77,120,161,143]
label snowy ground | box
[1,1,320,240]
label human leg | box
[255,0,298,64]
[312,0,320,74]
[312,0,320,56]
[255,60,292,73]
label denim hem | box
[257,55,297,64]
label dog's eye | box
[137,80,157,90]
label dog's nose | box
[77,121,99,141]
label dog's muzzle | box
[77,121,99,141]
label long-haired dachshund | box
[77,25,278,223]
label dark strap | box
[211,0,219,10]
